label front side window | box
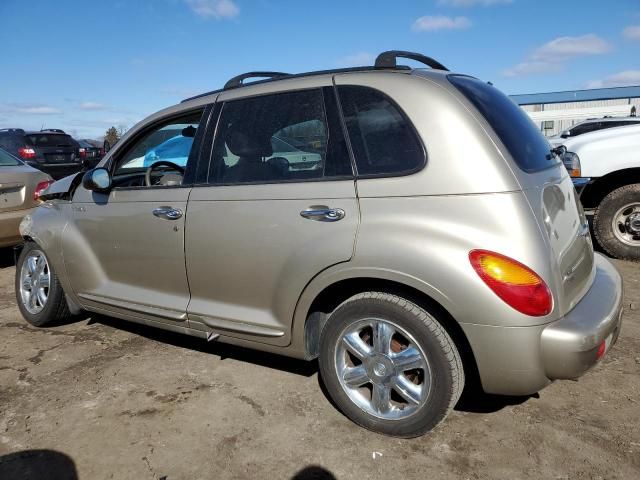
[112,111,202,187]
[210,89,350,184]
[338,86,425,176]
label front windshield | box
[0,148,21,166]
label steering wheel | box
[144,160,185,186]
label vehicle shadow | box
[90,313,318,377]
[93,313,536,414]
[0,247,16,269]
[0,449,78,480]
[291,465,336,480]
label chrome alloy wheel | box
[335,318,431,420]
[19,249,51,315]
[612,202,640,247]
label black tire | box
[593,184,640,261]
[318,292,464,438]
[15,241,71,327]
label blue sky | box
[1,0,639,139]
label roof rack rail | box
[224,71,290,90]
[374,50,448,71]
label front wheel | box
[594,184,640,261]
[15,242,71,327]
[318,292,464,438]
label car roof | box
[180,50,452,104]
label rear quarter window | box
[448,75,558,173]
[337,86,425,176]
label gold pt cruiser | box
[15,51,623,437]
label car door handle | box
[153,206,183,220]
[300,207,345,222]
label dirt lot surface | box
[0,248,638,480]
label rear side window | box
[337,86,424,176]
[0,148,21,166]
[210,89,351,184]
[448,75,558,173]
[26,134,76,147]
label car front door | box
[63,108,208,325]
[185,85,358,346]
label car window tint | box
[0,148,21,166]
[449,75,559,173]
[112,111,202,186]
[337,86,424,176]
[26,134,75,147]
[210,89,350,184]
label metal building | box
[510,85,640,137]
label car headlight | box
[561,151,581,177]
[19,214,33,237]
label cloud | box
[79,102,107,111]
[338,52,375,67]
[585,70,640,88]
[623,25,640,40]
[437,0,512,6]
[185,0,239,19]
[412,15,471,32]
[0,103,62,115]
[503,34,611,77]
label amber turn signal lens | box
[469,250,552,316]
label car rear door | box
[185,83,358,346]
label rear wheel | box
[594,184,640,261]
[318,292,464,437]
[15,242,71,327]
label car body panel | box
[185,180,359,347]
[0,156,52,247]
[63,186,191,323]
[556,123,640,178]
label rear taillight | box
[78,148,87,158]
[34,180,54,201]
[18,147,36,159]
[469,250,552,317]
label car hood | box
[558,124,640,153]
[40,171,83,201]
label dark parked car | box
[0,128,83,179]
[76,139,103,168]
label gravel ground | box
[0,247,638,480]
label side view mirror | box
[560,131,570,138]
[82,167,112,193]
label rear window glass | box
[0,148,21,166]
[448,75,558,173]
[27,134,76,147]
[337,86,424,176]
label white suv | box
[559,123,640,259]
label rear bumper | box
[461,253,623,396]
[541,253,623,379]
[0,208,32,247]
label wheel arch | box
[581,168,640,209]
[292,271,480,390]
